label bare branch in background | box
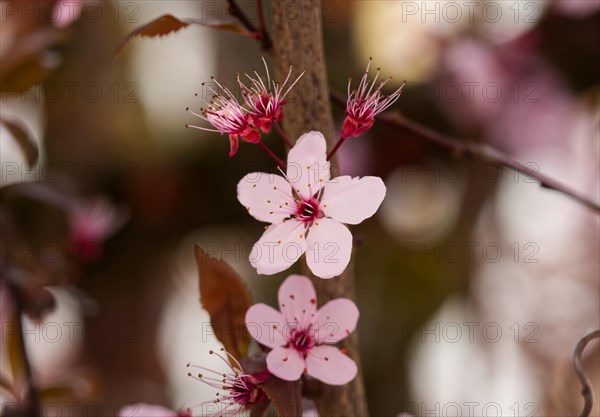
[226,0,272,50]
[329,90,600,214]
[573,330,600,417]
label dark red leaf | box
[260,375,302,417]
[194,245,252,362]
[115,14,250,55]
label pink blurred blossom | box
[554,0,600,17]
[68,198,125,263]
[51,0,83,28]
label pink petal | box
[277,275,317,327]
[286,131,330,200]
[237,173,294,223]
[314,299,359,344]
[321,176,386,225]
[305,345,357,385]
[240,125,261,144]
[249,221,307,275]
[119,404,177,417]
[245,303,288,348]
[229,135,240,157]
[266,346,305,381]
[305,218,352,279]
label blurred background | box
[1,0,599,416]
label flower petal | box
[266,346,305,381]
[314,299,359,344]
[229,135,240,157]
[277,275,317,328]
[249,220,307,275]
[237,173,294,223]
[286,131,331,200]
[305,345,357,385]
[305,218,352,279]
[321,176,386,225]
[245,304,288,348]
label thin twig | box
[256,0,272,49]
[326,136,347,161]
[226,0,257,33]
[226,0,272,49]
[329,90,600,213]
[573,330,600,417]
[6,281,41,417]
[257,141,286,168]
[273,121,292,148]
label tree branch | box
[226,0,272,49]
[270,2,369,416]
[573,330,600,417]
[329,90,600,213]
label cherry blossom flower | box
[186,348,268,416]
[187,79,260,157]
[237,131,386,279]
[68,198,125,263]
[245,274,359,385]
[118,404,190,417]
[341,59,404,138]
[238,58,304,133]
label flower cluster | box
[188,60,398,398]
[187,58,303,157]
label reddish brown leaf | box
[0,116,39,167]
[194,245,252,362]
[260,375,302,417]
[115,14,250,55]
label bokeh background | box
[1,1,599,416]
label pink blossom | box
[187,348,268,416]
[69,198,124,263]
[238,57,304,133]
[237,131,386,278]
[187,79,260,157]
[245,274,359,385]
[342,59,404,138]
[118,404,190,417]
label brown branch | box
[573,330,600,417]
[329,90,600,213]
[270,2,369,417]
[226,0,272,49]
[226,0,257,32]
[256,0,272,50]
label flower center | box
[295,199,324,224]
[231,375,265,406]
[290,328,315,353]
